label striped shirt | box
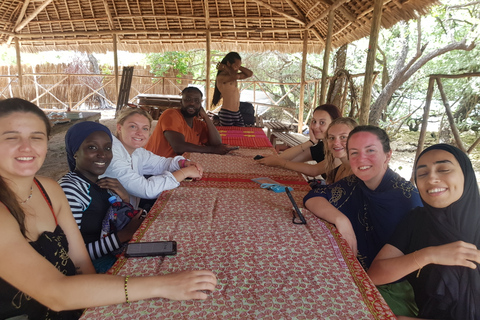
[59,172,122,260]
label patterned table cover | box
[81,133,394,320]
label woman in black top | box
[368,144,480,319]
[256,104,341,179]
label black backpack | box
[239,102,255,126]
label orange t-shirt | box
[145,109,209,157]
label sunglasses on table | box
[285,187,307,225]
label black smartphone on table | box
[125,241,177,257]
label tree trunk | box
[328,44,348,108]
[88,54,110,109]
[369,40,475,125]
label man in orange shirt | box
[145,87,237,158]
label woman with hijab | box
[0,98,216,320]
[368,144,480,319]
[59,121,143,273]
[103,107,203,209]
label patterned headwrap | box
[65,121,112,171]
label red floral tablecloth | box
[81,132,394,319]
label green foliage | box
[364,0,480,129]
[146,51,193,77]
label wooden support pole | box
[436,77,466,152]
[113,34,119,104]
[468,136,480,154]
[204,0,211,110]
[205,31,211,110]
[359,0,383,125]
[68,74,72,111]
[298,29,308,133]
[320,9,334,105]
[15,37,23,97]
[412,76,435,181]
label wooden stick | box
[435,77,467,152]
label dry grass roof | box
[0,0,439,54]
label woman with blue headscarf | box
[368,144,480,319]
[59,121,143,273]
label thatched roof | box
[0,0,439,54]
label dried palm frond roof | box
[0,0,439,54]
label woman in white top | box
[0,98,216,319]
[103,107,203,209]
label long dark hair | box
[313,104,341,121]
[0,98,51,237]
[211,52,242,107]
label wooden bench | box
[271,132,304,148]
[264,120,291,138]
[136,94,182,120]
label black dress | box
[388,144,480,320]
[0,179,83,320]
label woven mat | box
[217,126,272,148]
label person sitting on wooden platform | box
[145,87,237,158]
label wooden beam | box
[430,72,480,79]
[310,28,326,45]
[359,0,383,125]
[7,0,30,45]
[412,76,435,181]
[298,30,308,133]
[15,37,23,95]
[306,0,349,29]
[102,0,115,29]
[4,27,319,38]
[436,77,466,152]
[205,0,211,110]
[206,31,211,110]
[113,34,119,100]
[249,0,305,25]
[15,0,53,32]
[320,9,334,105]
[309,0,355,22]
[284,0,305,19]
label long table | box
[81,127,394,319]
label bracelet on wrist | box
[413,251,423,278]
[179,169,187,180]
[124,276,130,303]
[309,139,315,145]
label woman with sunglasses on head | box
[102,107,203,210]
[0,98,217,320]
[59,121,143,273]
[368,144,480,320]
[256,104,342,180]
